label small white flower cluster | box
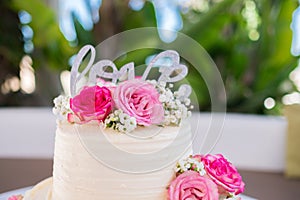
[52,95,72,118]
[149,80,192,126]
[104,110,137,133]
[175,156,206,176]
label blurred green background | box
[0,0,299,114]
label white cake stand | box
[0,178,257,200]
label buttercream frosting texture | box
[23,121,192,200]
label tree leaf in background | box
[11,0,76,70]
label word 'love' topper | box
[70,45,190,97]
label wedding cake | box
[10,45,244,200]
[29,121,192,200]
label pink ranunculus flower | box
[113,79,164,126]
[168,171,219,200]
[68,85,112,123]
[201,154,245,195]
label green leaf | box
[11,0,76,70]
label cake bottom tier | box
[50,122,192,200]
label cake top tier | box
[53,45,192,133]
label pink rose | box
[8,195,23,200]
[201,154,245,195]
[68,85,112,123]
[113,79,164,126]
[168,171,219,200]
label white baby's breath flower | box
[164,117,171,125]
[159,94,167,102]
[104,109,137,133]
[119,112,129,124]
[104,118,110,125]
[175,156,206,176]
[165,90,173,100]
[173,91,179,98]
[174,110,181,118]
[178,160,188,172]
[52,95,72,119]
[175,99,181,106]
[158,81,166,87]
[52,107,59,115]
[151,79,192,126]
[187,157,195,163]
[196,161,206,176]
[185,163,191,169]
[124,117,137,132]
[53,96,60,105]
[147,80,157,85]
[115,123,122,131]
[171,102,177,109]
[172,116,179,124]
[114,109,122,116]
[128,117,137,126]
[199,169,206,176]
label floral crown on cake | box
[53,45,193,133]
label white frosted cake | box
[14,45,244,200]
[22,122,192,200]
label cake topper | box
[70,45,189,97]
